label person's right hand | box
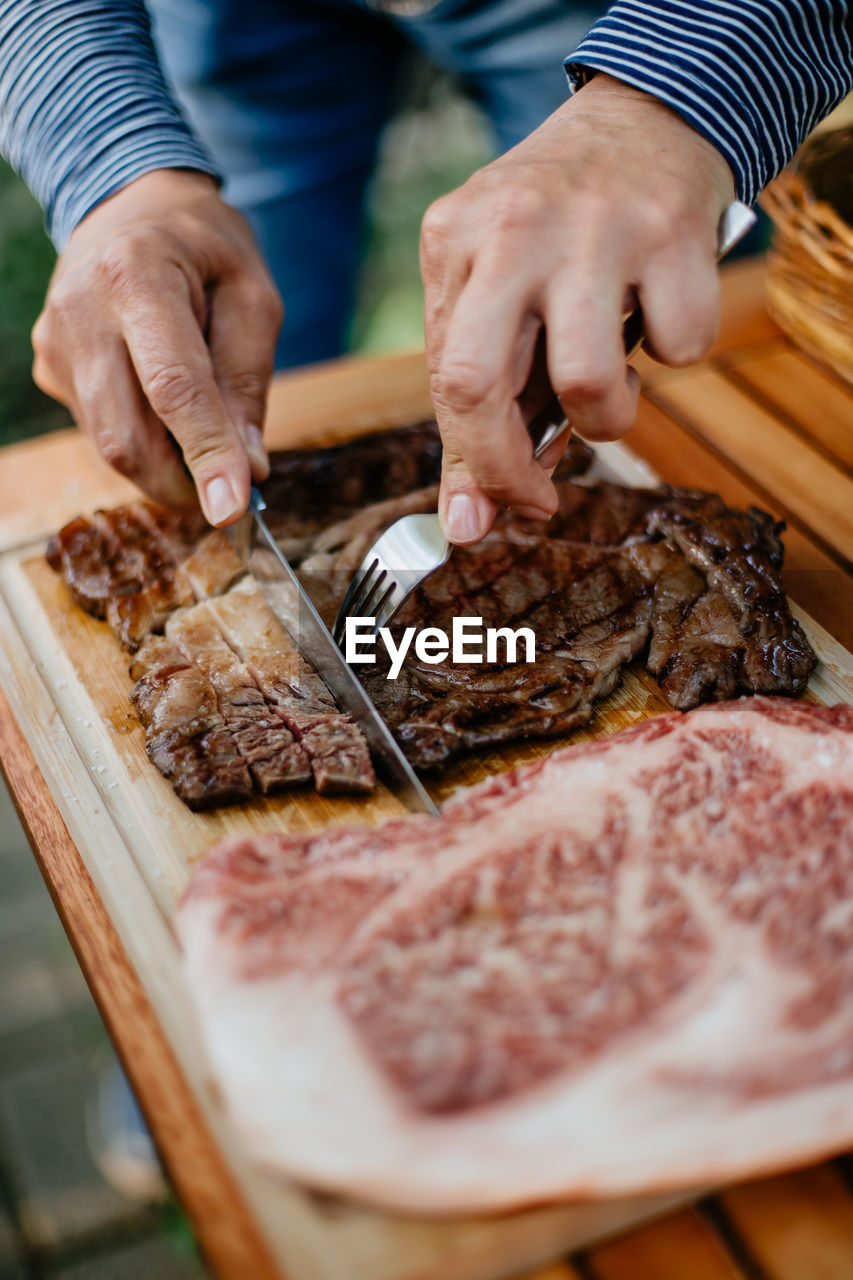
[32,169,282,526]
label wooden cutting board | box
[1,318,853,1279]
[1,418,852,1280]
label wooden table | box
[1,258,852,1280]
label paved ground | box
[0,781,208,1280]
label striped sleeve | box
[0,0,219,248]
[566,0,853,205]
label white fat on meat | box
[176,697,853,1213]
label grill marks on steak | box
[261,420,592,560]
[643,496,816,706]
[208,583,375,795]
[129,637,254,809]
[177,699,853,1212]
[46,501,242,651]
[130,581,374,805]
[166,606,312,794]
[360,482,816,769]
[49,500,375,806]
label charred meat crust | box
[357,483,816,770]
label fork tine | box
[344,566,389,633]
[336,557,377,625]
[335,513,452,648]
[334,558,381,643]
[368,579,398,636]
[372,581,408,636]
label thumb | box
[438,448,499,545]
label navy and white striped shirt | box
[0,0,851,247]
[566,0,853,205]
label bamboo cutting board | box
[1,343,853,1280]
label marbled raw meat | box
[178,697,853,1212]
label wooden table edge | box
[0,679,283,1280]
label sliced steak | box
[178,697,853,1213]
[166,605,312,793]
[129,637,253,809]
[108,529,245,651]
[47,502,233,651]
[360,481,816,769]
[208,583,375,795]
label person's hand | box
[32,169,282,525]
[420,73,736,545]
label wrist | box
[68,168,222,247]
[573,72,736,206]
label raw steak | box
[178,697,853,1213]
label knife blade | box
[230,488,439,817]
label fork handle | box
[525,199,756,459]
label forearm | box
[566,0,853,203]
[0,0,219,246]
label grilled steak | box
[48,424,812,795]
[47,502,241,651]
[129,636,254,810]
[166,605,312,794]
[177,697,853,1213]
[208,582,375,795]
[261,419,592,560]
[357,482,816,768]
[49,499,375,806]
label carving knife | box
[229,488,439,817]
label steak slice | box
[165,605,312,793]
[177,697,853,1213]
[208,582,376,795]
[129,637,253,809]
[48,501,240,651]
[360,481,816,769]
[51,499,375,806]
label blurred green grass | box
[0,162,72,445]
[0,73,490,448]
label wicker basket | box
[761,126,853,386]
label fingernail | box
[444,493,483,544]
[204,476,240,525]
[246,424,270,478]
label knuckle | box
[98,434,139,478]
[430,362,494,415]
[639,200,674,247]
[31,311,53,357]
[489,185,548,236]
[97,230,164,298]
[221,366,267,407]
[40,283,77,330]
[181,436,242,475]
[145,362,208,421]
[551,366,612,408]
[420,198,456,263]
[256,282,284,329]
